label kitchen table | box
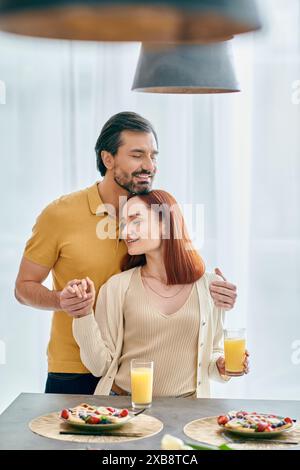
[0,393,299,450]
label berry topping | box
[119,409,129,418]
[217,415,229,426]
[60,409,69,420]
[85,415,101,424]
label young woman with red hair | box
[72,190,249,398]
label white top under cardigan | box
[114,267,200,396]
[73,267,230,397]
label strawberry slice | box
[106,407,115,413]
[256,422,269,432]
[119,409,129,418]
[86,415,101,424]
[217,415,229,426]
[60,409,69,420]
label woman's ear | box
[101,150,114,171]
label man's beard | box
[114,169,154,195]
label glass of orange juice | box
[224,329,246,376]
[130,359,153,409]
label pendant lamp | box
[132,41,240,94]
[0,1,261,42]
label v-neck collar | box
[137,266,196,319]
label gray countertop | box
[0,393,299,450]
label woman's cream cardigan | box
[73,267,230,397]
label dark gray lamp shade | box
[132,42,240,94]
[0,0,261,42]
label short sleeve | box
[23,203,60,269]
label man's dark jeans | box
[45,373,100,394]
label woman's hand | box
[209,268,237,311]
[63,277,95,318]
[216,350,250,376]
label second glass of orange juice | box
[224,329,246,376]
[130,359,153,409]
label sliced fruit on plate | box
[217,410,295,433]
[60,403,131,425]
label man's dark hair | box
[95,111,158,176]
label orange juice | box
[224,338,246,376]
[131,366,153,408]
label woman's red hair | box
[121,190,205,285]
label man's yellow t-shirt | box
[23,182,127,373]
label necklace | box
[141,269,186,299]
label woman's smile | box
[126,237,140,245]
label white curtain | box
[0,0,299,412]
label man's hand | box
[216,350,250,376]
[60,277,95,318]
[209,268,237,311]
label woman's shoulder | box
[105,267,139,289]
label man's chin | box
[131,182,152,195]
